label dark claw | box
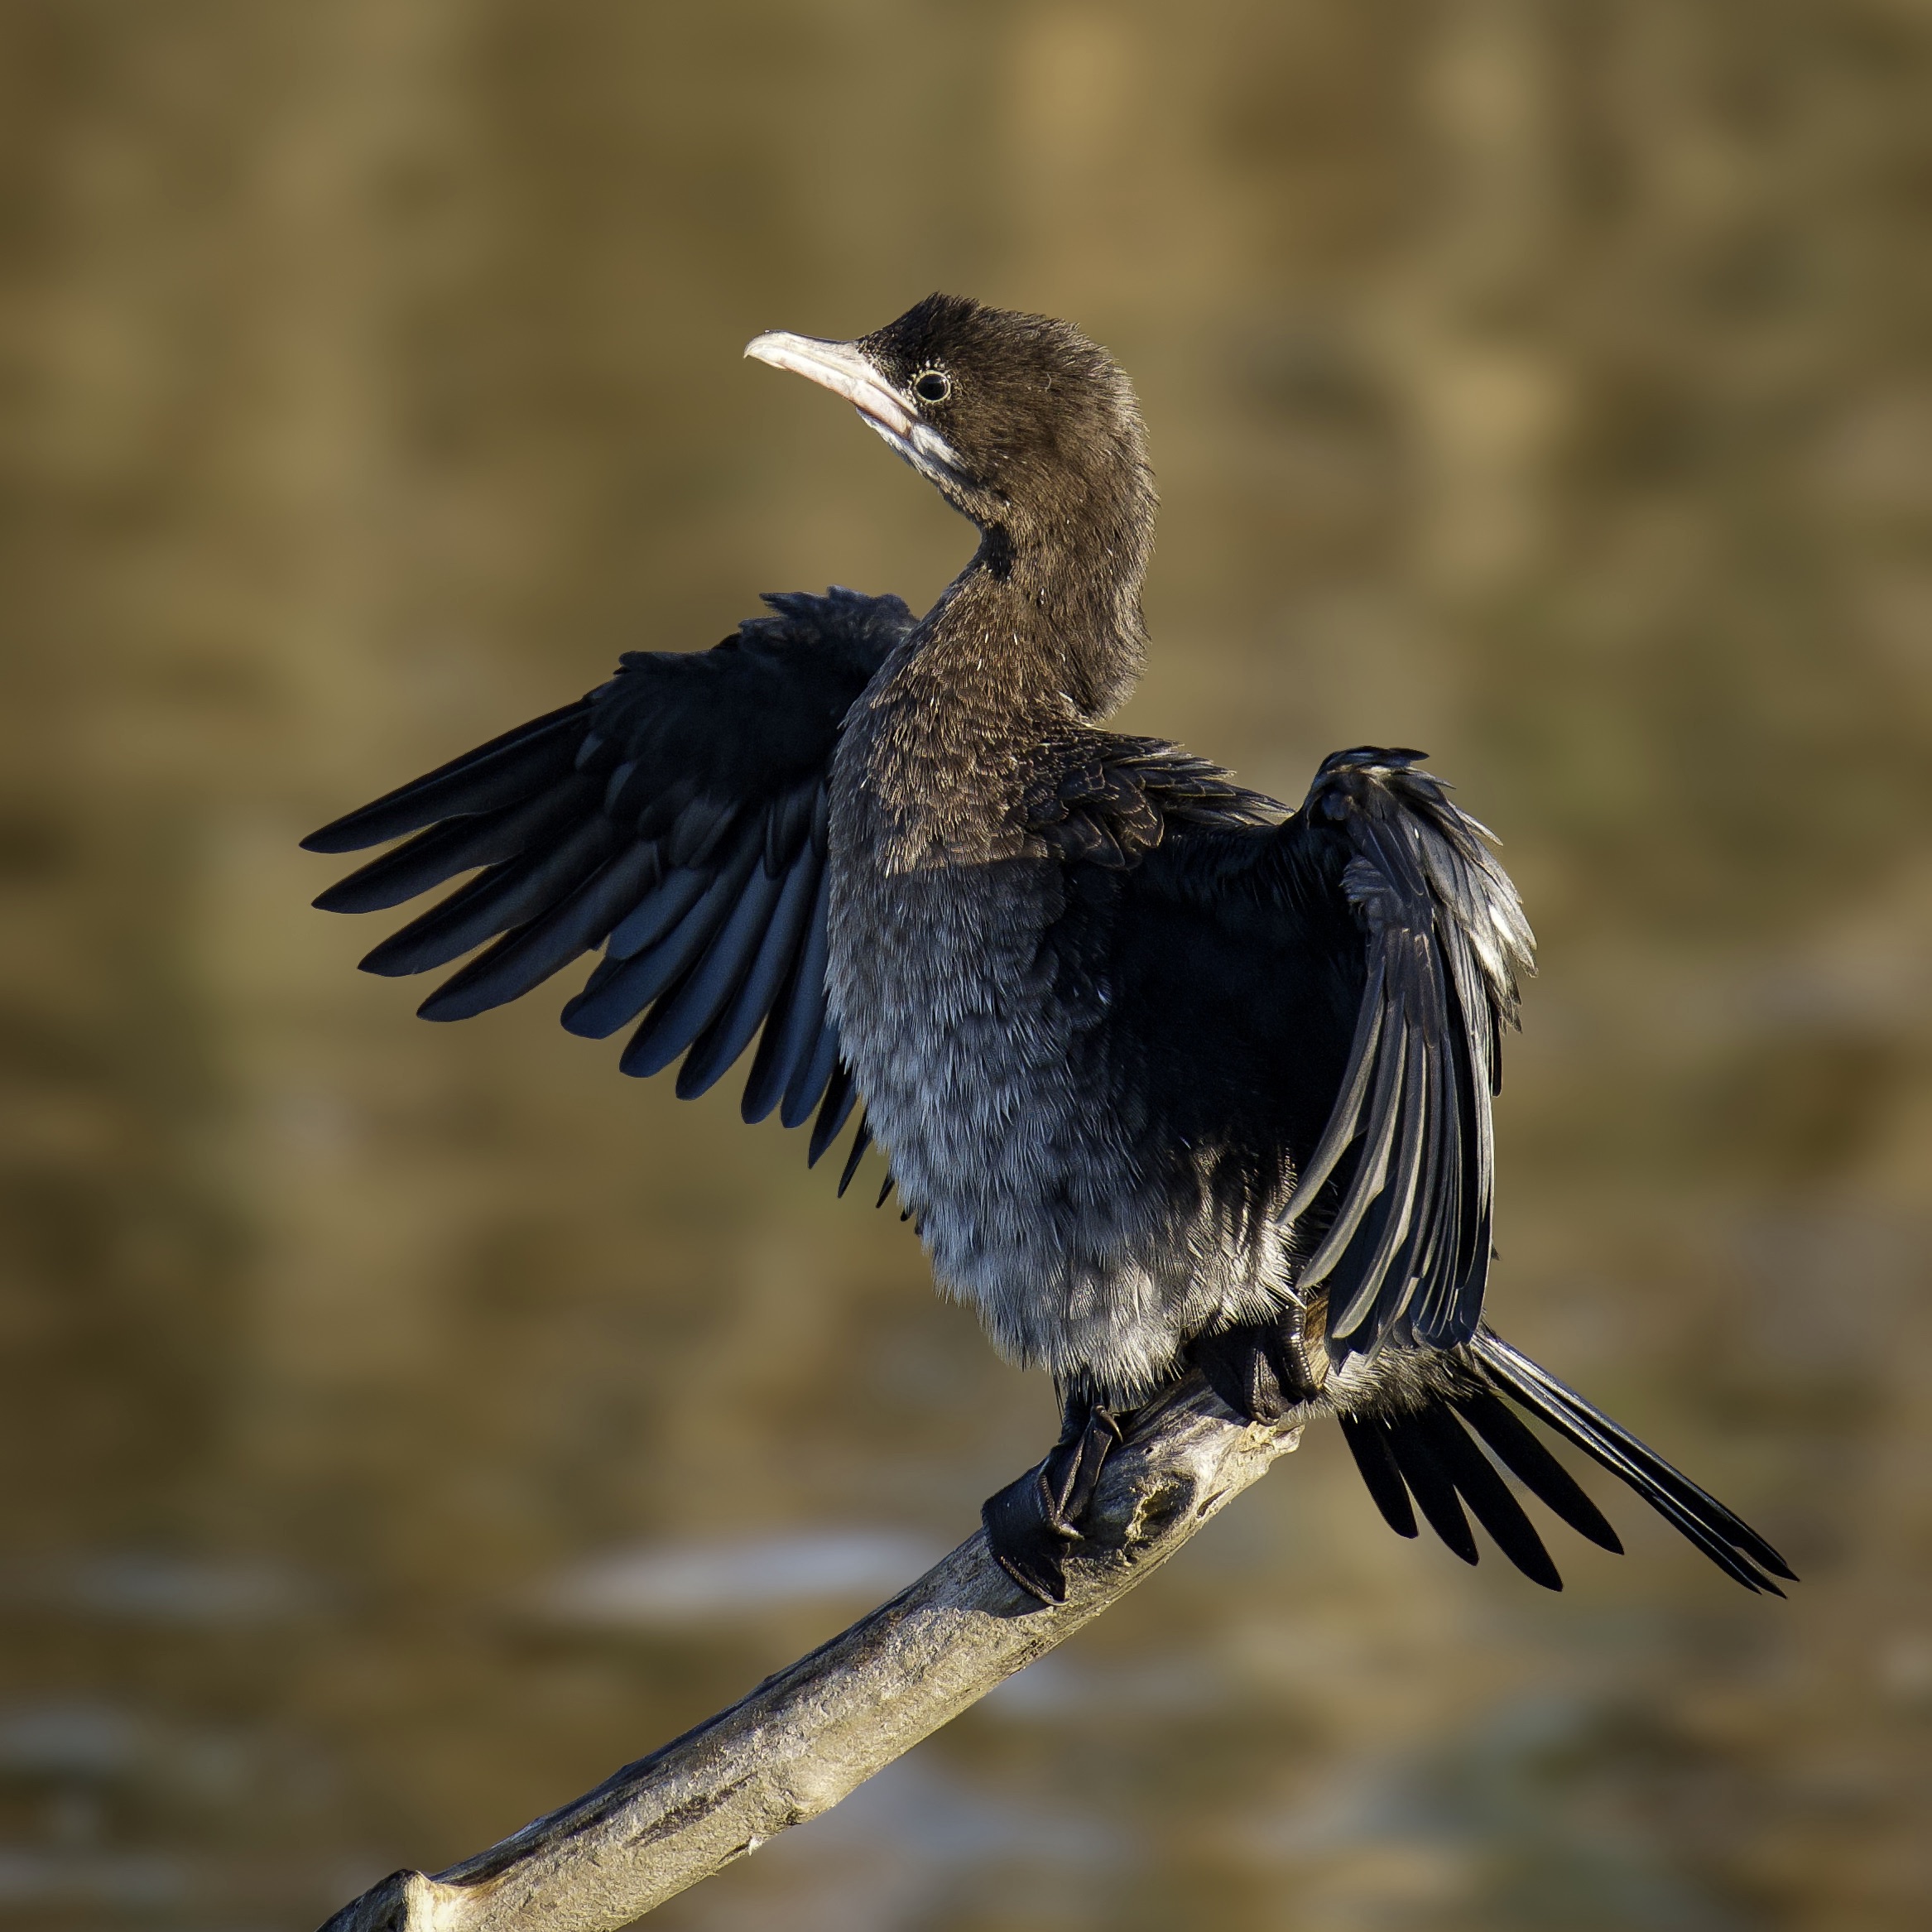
[981,1401,1124,1606]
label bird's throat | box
[960,507,1149,716]
[844,534,1145,869]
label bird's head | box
[747,295,1154,570]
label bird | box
[302,294,1794,1607]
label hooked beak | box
[744,330,966,487]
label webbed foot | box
[982,1396,1124,1605]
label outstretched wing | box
[301,588,912,1161]
[1270,748,1535,1358]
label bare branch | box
[318,1378,1299,1932]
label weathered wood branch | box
[317,1377,1299,1932]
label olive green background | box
[2,2,1928,1928]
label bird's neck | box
[902,502,1151,723]
[844,510,1149,867]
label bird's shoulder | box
[1021,730,1286,870]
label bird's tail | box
[1338,1330,1795,1595]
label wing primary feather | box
[1326,1025,1430,1340]
[781,1000,843,1132]
[301,705,589,853]
[742,866,833,1124]
[1300,1001,1411,1309]
[358,815,620,978]
[316,815,509,914]
[1452,1390,1622,1553]
[606,868,710,959]
[675,848,823,1100]
[836,1114,873,1197]
[618,862,788,1080]
[314,789,584,914]
[1440,933,1496,1281]
[1406,1045,1459,1334]
[807,1062,857,1164]
[1338,1415,1418,1539]
[564,843,762,1040]
[417,842,661,1021]
[352,863,509,972]
[1409,1034,1478,1346]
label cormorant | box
[303,296,1793,1606]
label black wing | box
[1082,743,1531,1359]
[1270,748,1535,1358]
[301,588,912,1161]
[1060,747,1789,1594]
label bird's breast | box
[820,691,1290,1397]
[825,745,1116,1255]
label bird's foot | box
[1190,1318,1323,1425]
[982,1397,1125,1605]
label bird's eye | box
[912,369,951,404]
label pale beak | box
[744,330,966,485]
[745,332,912,435]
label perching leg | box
[981,1389,1126,1605]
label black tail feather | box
[1338,1339,1790,1597]
[1412,1405,1563,1590]
[1338,1415,1418,1540]
[1382,1417,1479,1565]
[1452,1388,1622,1554]
[1469,1332,1794,1594]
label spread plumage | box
[304,295,1793,1606]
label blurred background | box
[2,2,1929,1928]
